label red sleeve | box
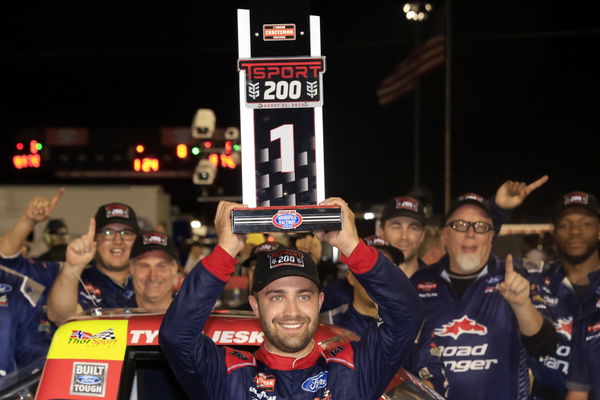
[340,240,379,275]
[201,245,237,282]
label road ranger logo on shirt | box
[434,315,488,340]
[554,317,573,341]
[301,371,328,393]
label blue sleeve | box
[351,251,425,399]
[321,277,353,313]
[0,254,60,289]
[14,298,50,367]
[159,251,231,400]
[565,318,592,393]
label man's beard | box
[556,241,599,266]
[259,312,316,354]
[454,253,484,273]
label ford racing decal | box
[301,371,328,393]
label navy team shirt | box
[528,263,600,399]
[411,254,538,400]
[566,306,600,399]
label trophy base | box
[231,205,342,234]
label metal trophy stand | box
[232,1,341,234]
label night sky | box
[2,0,599,224]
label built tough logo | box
[70,362,108,397]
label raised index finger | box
[87,218,96,240]
[505,254,514,277]
[48,187,65,212]
[525,175,549,194]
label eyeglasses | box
[98,229,136,241]
[445,220,493,234]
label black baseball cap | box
[554,191,600,221]
[94,203,139,233]
[251,248,320,294]
[46,219,68,235]
[242,241,283,267]
[381,196,428,225]
[444,193,492,224]
[363,235,404,265]
[130,231,179,262]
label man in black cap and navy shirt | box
[160,198,424,400]
[528,191,600,400]
[411,190,557,400]
[47,202,140,326]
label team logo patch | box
[272,210,303,229]
[554,317,573,341]
[301,371,328,393]
[68,328,117,344]
[105,204,130,219]
[254,372,276,391]
[0,283,12,294]
[269,249,304,269]
[394,197,419,212]
[563,192,589,205]
[70,362,108,397]
[417,282,437,291]
[587,322,600,334]
[142,232,167,246]
[434,315,488,340]
[0,295,7,307]
[263,24,296,41]
[458,193,485,204]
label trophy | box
[232,1,342,234]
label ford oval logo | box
[301,371,328,393]
[0,284,12,294]
[272,210,302,230]
[77,375,101,385]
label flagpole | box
[444,0,452,213]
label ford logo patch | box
[0,284,12,294]
[77,375,101,385]
[272,210,302,230]
[301,371,328,393]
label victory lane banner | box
[234,5,341,233]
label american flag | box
[376,35,445,106]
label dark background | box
[2,0,599,224]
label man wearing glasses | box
[411,193,557,400]
[47,202,140,326]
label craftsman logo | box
[105,204,129,219]
[564,192,589,205]
[269,249,305,268]
[434,315,488,340]
[254,373,276,391]
[395,197,419,212]
[0,284,12,294]
[301,371,328,393]
[70,362,107,397]
[263,24,296,41]
[68,328,117,345]
[238,57,326,108]
[272,210,303,229]
[458,193,485,204]
[142,232,167,246]
[417,282,437,291]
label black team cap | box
[363,235,404,265]
[94,203,140,233]
[381,196,428,225]
[130,231,179,262]
[444,193,492,224]
[251,248,320,294]
[554,191,600,221]
[242,241,284,268]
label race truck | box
[0,309,444,400]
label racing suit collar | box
[254,339,323,371]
